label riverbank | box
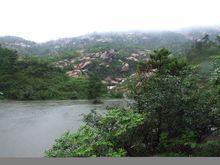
[0,99,125,157]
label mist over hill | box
[1,26,219,56]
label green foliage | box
[211,55,220,110]
[108,91,123,98]
[0,45,18,74]
[42,50,81,63]
[149,48,188,75]
[132,49,219,154]
[186,33,220,67]
[87,73,107,103]
[0,47,107,100]
[45,126,121,157]
[46,48,220,157]
[194,141,220,156]
[45,108,144,157]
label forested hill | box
[1,26,220,102]
[0,31,187,56]
[1,26,219,56]
[0,36,37,55]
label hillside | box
[0,31,192,56]
[0,36,37,55]
[1,27,220,57]
[1,27,220,91]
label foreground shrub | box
[45,108,144,157]
[193,141,220,156]
[46,49,220,157]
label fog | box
[0,0,219,42]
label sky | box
[0,0,220,42]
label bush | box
[194,141,220,156]
[45,108,144,157]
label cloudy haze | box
[0,0,219,42]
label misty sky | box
[0,0,219,42]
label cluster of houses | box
[55,49,151,88]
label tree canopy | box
[45,48,220,157]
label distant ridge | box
[0,26,220,56]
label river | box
[0,99,125,157]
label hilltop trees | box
[187,33,220,65]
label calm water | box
[0,99,125,157]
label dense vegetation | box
[0,46,107,100]
[187,34,220,63]
[87,73,106,103]
[45,48,220,157]
[0,31,191,56]
[1,30,220,157]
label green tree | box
[46,48,220,157]
[87,73,105,103]
[0,47,91,100]
[45,108,144,157]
